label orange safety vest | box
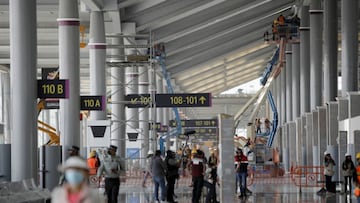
[356,166,360,197]
[87,157,99,175]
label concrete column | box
[156,77,163,124]
[301,115,307,165]
[218,114,235,202]
[309,1,323,110]
[125,68,139,131]
[276,77,281,118]
[162,83,171,150]
[295,118,303,165]
[341,0,359,95]
[326,102,338,146]
[124,24,139,136]
[149,64,157,151]
[280,67,286,125]
[10,0,37,181]
[2,73,10,144]
[338,131,348,181]
[156,77,164,151]
[89,11,106,120]
[300,6,311,114]
[282,126,289,171]
[305,113,313,165]
[312,110,319,166]
[288,122,296,167]
[317,107,327,166]
[323,0,338,102]
[285,45,292,122]
[110,36,126,158]
[58,0,80,160]
[292,43,300,120]
[139,65,149,166]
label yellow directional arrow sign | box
[199,96,206,104]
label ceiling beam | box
[167,35,261,75]
[212,78,257,95]
[136,0,227,32]
[186,70,262,92]
[176,45,273,84]
[197,74,259,95]
[165,3,293,56]
[153,0,271,42]
[154,0,293,43]
[81,0,104,11]
[180,59,266,89]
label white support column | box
[309,1,323,110]
[341,0,359,95]
[58,0,80,160]
[10,0,38,181]
[89,11,106,120]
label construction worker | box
[324,151,336,193]
[353,152,360,201]
[87,150,100,176]
[342,153,355,194]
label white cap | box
[324,151,330,156]
[147,150,154,155]
[345,153,351,157]
[59,156,88,172]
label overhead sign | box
[184,128,217,135]
[125,93,211,108]
[149,122,161,131]
[170,119,218,128]
[80,96,104,111]
[148,123,169,133]
[158,125,169,133]
[37,79,68,99]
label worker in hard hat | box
[324,151,336,193]
[87,150,100,176]
[52,156,105,203]
[342,153,355,194]
[142,150,154,187]
[353,152,360,200]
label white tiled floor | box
[115,178,359,203]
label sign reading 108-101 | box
[125,93,211,108]
[37,80,68,99]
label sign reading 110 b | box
[125,93,211,108]
[37,80,68,98]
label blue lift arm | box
[259,47,280,147]
[156,54,182,153]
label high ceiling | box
[0,0,301,120]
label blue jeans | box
[238,172,247,195]
[153,176,166,201]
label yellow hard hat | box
[191,149,197,154]
[356,152,360,159]
[89,150,96,157]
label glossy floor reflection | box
[115,181,359,203]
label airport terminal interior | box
[0,0,360,202]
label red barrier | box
[290,166,325,192]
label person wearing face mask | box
[51,156,104,203]
[97,145,122,203]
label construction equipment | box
[154,43,182,153]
